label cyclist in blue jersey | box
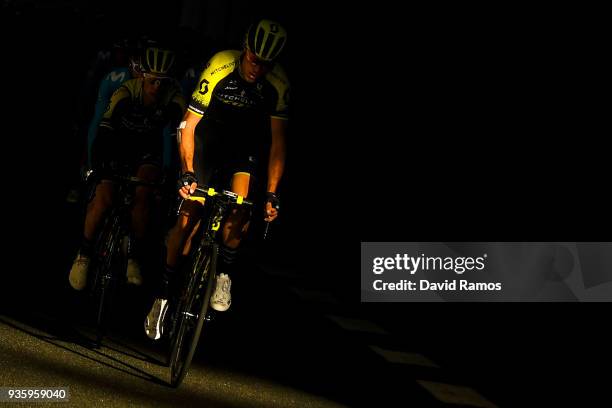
[86,37,145,168]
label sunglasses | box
[245,50,274,69]
[143,75,171,86]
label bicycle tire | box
[91,213,124,345]
[169,242,218,387]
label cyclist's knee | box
[136,163,161,182]
[226,206,250,226]
[177,199,201,219]
[133,186,153,208]
[90,181,114,210]
[173,208,199,236]
[223,220,250,245]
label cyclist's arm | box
[99,85,131,131]
[177,110,202,174]
[267,117,287,194]
[266,64,290,195]
[91,87,131,169]
[87,70,128,166]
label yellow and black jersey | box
[100,78,186,136]
[188,50,290,126]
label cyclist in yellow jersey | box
[145,19,289,340]
[69,43,186,291]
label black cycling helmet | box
[245,19,287,62]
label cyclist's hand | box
[178,171,198,199]
[264,192,280,222]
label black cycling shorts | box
[92,129,163,177]
[192,121,267,195]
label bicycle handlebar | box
[186,185,254,207]
[182,185,274,240]
[86,169,165,189]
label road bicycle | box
[85,171,164,346]
[168,185,253,387]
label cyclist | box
[145,19,290,340]
[69,43,186,291]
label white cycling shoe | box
[69,252,90,291]
[210,273,231,312]
[144,298,169,340]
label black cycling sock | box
[218,244,239,275]
[80,237,94,257]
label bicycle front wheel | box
[91,214,124,345]
[169,242,218,387]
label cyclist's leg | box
[127,161,163,285]
[131,163,162,237]
[166,200,202,268]
[222,172,252,249]
[70,127,125,290]
[69,180,116,290]
[145,146,205,339]
[146,195,203,339]
[83,125,123,242]
[220,152,258,257]
[210,162,255,311]
[84,181,116,240]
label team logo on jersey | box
[210,61,236,76]
[199,78,210,95]
[216,91,257,108]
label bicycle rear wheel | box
[169,242,218,387]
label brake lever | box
[262,202,279,240]
[263,221,271,240]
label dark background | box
[1,1,609,406]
